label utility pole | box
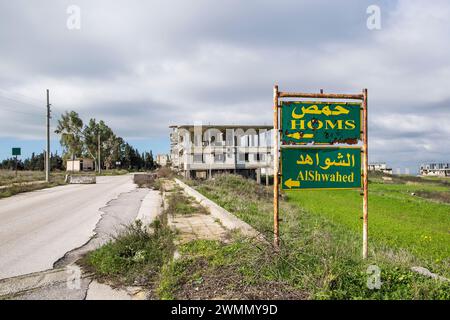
[46,89,50,182]
[98,133,101,174]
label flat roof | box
[170,125,273,130]
[66,158,94,161]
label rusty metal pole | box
[362,88,369,259]
[273,85,280,248]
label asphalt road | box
[0,175,139,280]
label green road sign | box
[12,148,21,156]
[281,147,361,190]
[281,101,361,144]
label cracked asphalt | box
[0,175,145,280]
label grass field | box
[186,174,450,299]
[287,181,450,267]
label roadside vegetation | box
[0,169,46,185]
[0,170,67,199]
[0,180,67,199]
[133,167,178,190]
[82,220,175,289]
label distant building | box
[420,163,450,177]
[169,124,274,182]
[368,162,393,175]
[66,158,95,172]
[156,154,169,167]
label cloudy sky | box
[0,0,449,173]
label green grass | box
[187,174,450,299]
[166,192,208,216]
[286,181,450,267]
[83,220,175,286]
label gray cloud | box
[0,0,449,171]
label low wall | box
[68,175,96,184]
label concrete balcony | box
[184,162,271,171]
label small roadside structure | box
[66,158,95,172]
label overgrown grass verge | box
[166,191,209,216]
[82,220,175,290]
[185,174,450,299]
[0,178,66,199]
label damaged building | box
[169,124,274,183]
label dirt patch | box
[415,190,450,204]
[173,259,307,300]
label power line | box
[0,88,45,105]
[0,105,44,117]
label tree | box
[54,111,84,161]
[54,110,156,172]
[144,151,154,170]
[83,119,124,170]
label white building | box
[170,125,274,182]
[66,158,95,172]
[368,162,393,175]
[420,163,450,177]
[156,154,169,167]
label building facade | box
[170,125,274,182]
[368,162,393,175]
[420,163,450,177]
[156,154,169,167]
